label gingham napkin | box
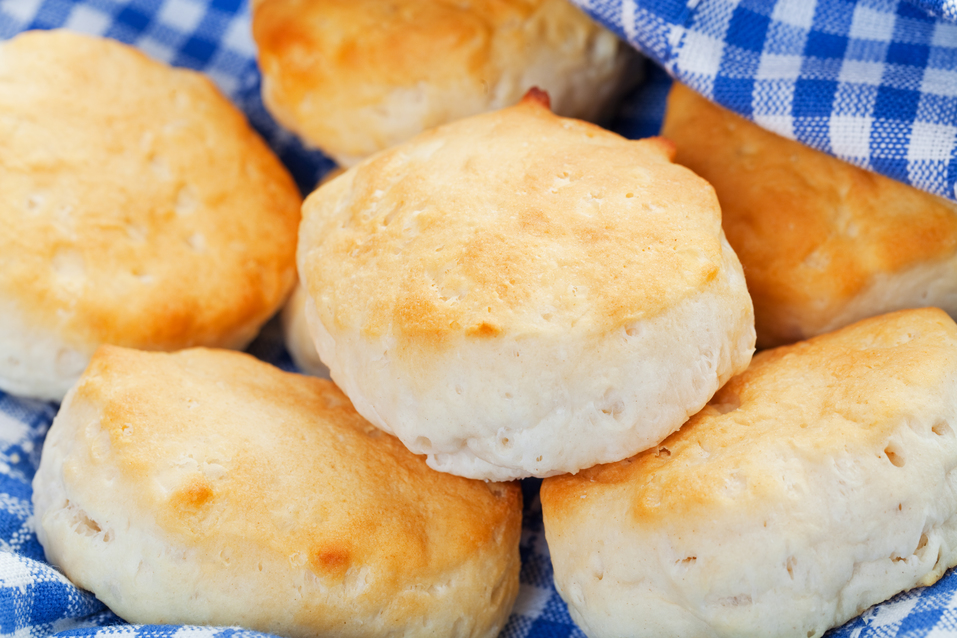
[2,1,957,638]
[582,0,957,202]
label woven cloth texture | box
[582,0,957,201]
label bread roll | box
[33,346,521,638]
[662,82,957,348]
[298,92,755,480]
[253,0,637,165]
[542,308,957,638]
[0,30,301,401]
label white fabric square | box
[908,121,957,162]
[830,115,873,160]
[677,30,725,79]
[848,5,896,43]
[221,15,256,57]
[771,0,819,30]
[922,67,957,98]
[839,59,887,86]
[0,411,30,450]
[157,0,205,34]
[136,36,176,65]
[63,5,111,35]
[866,595,920,628]
[206,68,239,97]
[754,114,796,139]
[0,0,42,22]
[755,78,797,116]
[931,19,957,48]
[756,53,804,80]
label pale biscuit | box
[0,30,301,401]
[662,83,957,348]
[298,94,755,481]
[542,308,957,638]
[281,282,330,378]
[280,168,344,378]
[33,346,521,638]
[253,0,637,165]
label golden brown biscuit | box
[0,30,301,400]
[542,308,957,638]
[33,346,521,638]
[662,83,957,348]
[253,0,636,165]
[298,93,755,481]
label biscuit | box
[0,30,301,401]
[662,83,957,348]
[542,308,957,638]
[32,346,521,637]
[298,93,755,480]
[253,0,637,165]
[281,282,330,377]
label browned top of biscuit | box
[69,346,521,625]
[255,0,517,98]
[661,83,957,347]
[0,30,301,351]
[542,307,957,526]
[299,95,726,350]
[253,0,605,151]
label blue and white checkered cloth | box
[583,0,957,201]
[2,0,957,637]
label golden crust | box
[46,345,521,636]
[253,0,629,162]
[542,307,957,524]
[0,30,301,353]
[661,83,957,348]
[299,96,725,355]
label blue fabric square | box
[211,0,242,12]
[900,0,940,20]
[713,76,757,115]
[113,5,150,33]
[875,84,922,119]
[805,30,849,58]
[176,34,217,66]
[888,40,932,66]
[793,78,839,116]
[898,608,946,635]
[725,7,771,53]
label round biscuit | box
[0,30,301,400]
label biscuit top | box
[0,30,301,351]
[299,96,725,348]
[69,346,521,595]
[253,0,616,158]
[662,83,957,345]
[542,307,957,527]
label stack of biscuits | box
[6,2,957,638]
